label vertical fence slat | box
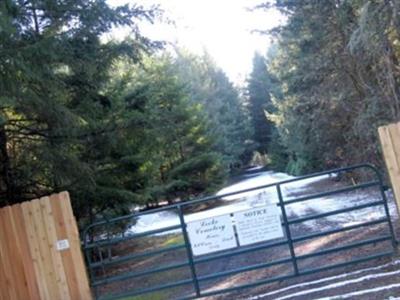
[387,124,400,178]
[33,198,61,299]
[59,192,92,299]
[0,208,18,300]
[11,204,41,300]
[21,201,51,299]
[50,193,81,300]
[378,124,400,215]
[3,206,31,300]
[0,220,9,300]
[42,196,71,300]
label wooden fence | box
[0,191,92,300]
[378,122,400,216]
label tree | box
[120,55,226,205]
[256,0,400,175]
[246,52,275,154]
[0,0,160,224]
[174,50,253,167]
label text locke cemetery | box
[187,205,284,256]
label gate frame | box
[83,164,398,300]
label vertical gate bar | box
[85,250,98,299]
[83,239,98,299]
[178,205,201,297]
[277,184,299,275]
[98,247,107,277]
[376,172,398,249]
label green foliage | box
[113,54,227,205]
[246,52,275,155]
[256,0,400,174]
[266,127,287,171]
[174,50,253,167]
[2,0,253,227]
[0,0,164,225]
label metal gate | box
[83,164,398,299]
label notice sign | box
[234,205,284,246]
[187,215,237,256]
[56,239,70,251]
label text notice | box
[234,205,284,246]
[187,215,236,256]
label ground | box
[90,168,400,300]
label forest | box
[258,0,400,176]
[1,0,400,227]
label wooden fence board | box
[33,198,60,300]
[11,204,41,300]
[59,192,92,300]
[0,231,9,300]
[378,123,400,215]
[22,200,51,300]
[0,192,92,300]
[42,196,71,300]
[387,124,400,171]
[3,206,30,300]
[0,208,18,300]
[50,194,81,300]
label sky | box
[107,0,284,84]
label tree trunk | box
[0,126,14,205]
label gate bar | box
[93,261,190,286]
[285,180,380,204]
[293,218,388,242]
[277,184,299,275]
[85,224,182,249]
[377,173,398,248]
[289,200,385,224]
[178,205,201,297]
[197,257,292,282]
[194,240,288,264]
[89,244,186,269]
[300,250,393,276]
[103,278,194,300]
[296,235,392,260]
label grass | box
[101,234,187,300]
[161,234,184,247]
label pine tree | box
[246,52,275,154]
[256,0,400,174]
[121,55,226,205]
[174,50,253,167]
[0,0,160,223]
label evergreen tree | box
[256,0,400,174]
[0,0,160,223]
[174,50,253,167]
[246,52,275,154]
[121,55,226,204]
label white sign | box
[234,205,284,246]
[187,215,237,256]
[56,239,70,251]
